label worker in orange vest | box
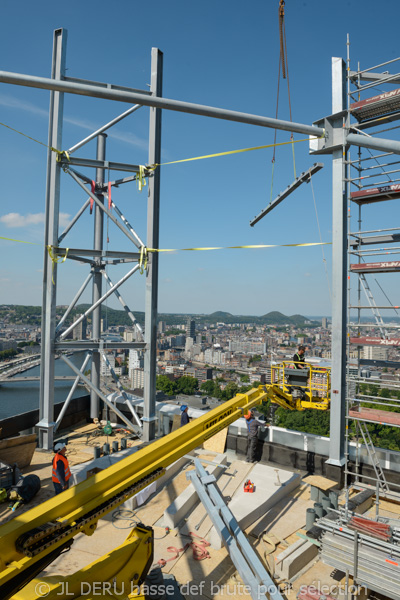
[52,442,71,495]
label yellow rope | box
[149,136,317,170]
[147,241,330,253]
[0,236,41,245]
[0,121,64,159]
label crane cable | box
[310,176,332,302]
[271,0,296,201]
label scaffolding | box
[345,48,400,504]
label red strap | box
[108,181,112,210]
[89,180,95,214]
[157,532,210,567]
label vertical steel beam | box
[90,134,106,418]
[328,58,348,466]
[37,29,67,449]
[143,49,163,441]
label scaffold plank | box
[350,337,400,347]
[350,183,400,204]
[350,261,400,273]
[350,87,400,122]
[349,407,400,427]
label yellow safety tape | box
[1,236,330,254]
[148,136,319,169]
[0,236,41,245]
[0,121,64,159]
[137,166,147,192]
[138,245,148,274]
[147,241,331,253]
[47,245,69,284]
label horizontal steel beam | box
[0,70,324,138]
[349,70,400,85]
[347,132,400,156]
[55,247,141,260]
[64,75,153,96]
[55,341,146,350]
[63,156,141,173]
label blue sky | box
[0,0,399,318]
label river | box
[0,352,90,419]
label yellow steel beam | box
[0,386,267,594]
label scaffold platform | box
[350,261,400,273]
[350,184,400,204]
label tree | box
[200,380,216,395]
[156,375,177,396]
[176,376,199,395]
[240,374,250,383]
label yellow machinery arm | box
[0,386,269,600]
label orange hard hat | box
[245,411,253,420]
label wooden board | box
[171,415,181,433]
[202,428,227,454]
[303,474,339,491]
[0,442,37,468]
[0,433,37,451]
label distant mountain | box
[0,304,318,328]
[208,311,233,319]
[260,311,312,325]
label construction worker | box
[245,410,265,463]
[180,404,190,426]
[293,345,307,369]
[52,442,71,495]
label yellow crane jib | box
[0,386,268,600]
[265,362,331,411]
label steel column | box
[328,58,347,466]
[90,134,106,419]
[37,28,67,450]
[143,48,163,441]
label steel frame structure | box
[344,48,400,502]
[2,29,400,462]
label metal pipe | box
[55,272,93,335]
[60,263,141,339]
[54,353,91,431]
[99,351,142,428]
[101,270,144,339]
[354,71,400,92]
[352,56,400,76]
[68,104,142,154]
[60,354,136,432]
[91,134,106,419]
[58,199,90,243]
[0,69,324,138]
[350,152,393,163]
[349,167,400,181]
[347,132,400,156]
[109,202,145,249]
[66,168,143,249]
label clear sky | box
[1,0,399,318]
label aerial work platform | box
[350,261,400,274]
[350,183,400,204]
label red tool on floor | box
[244,479,255,493]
